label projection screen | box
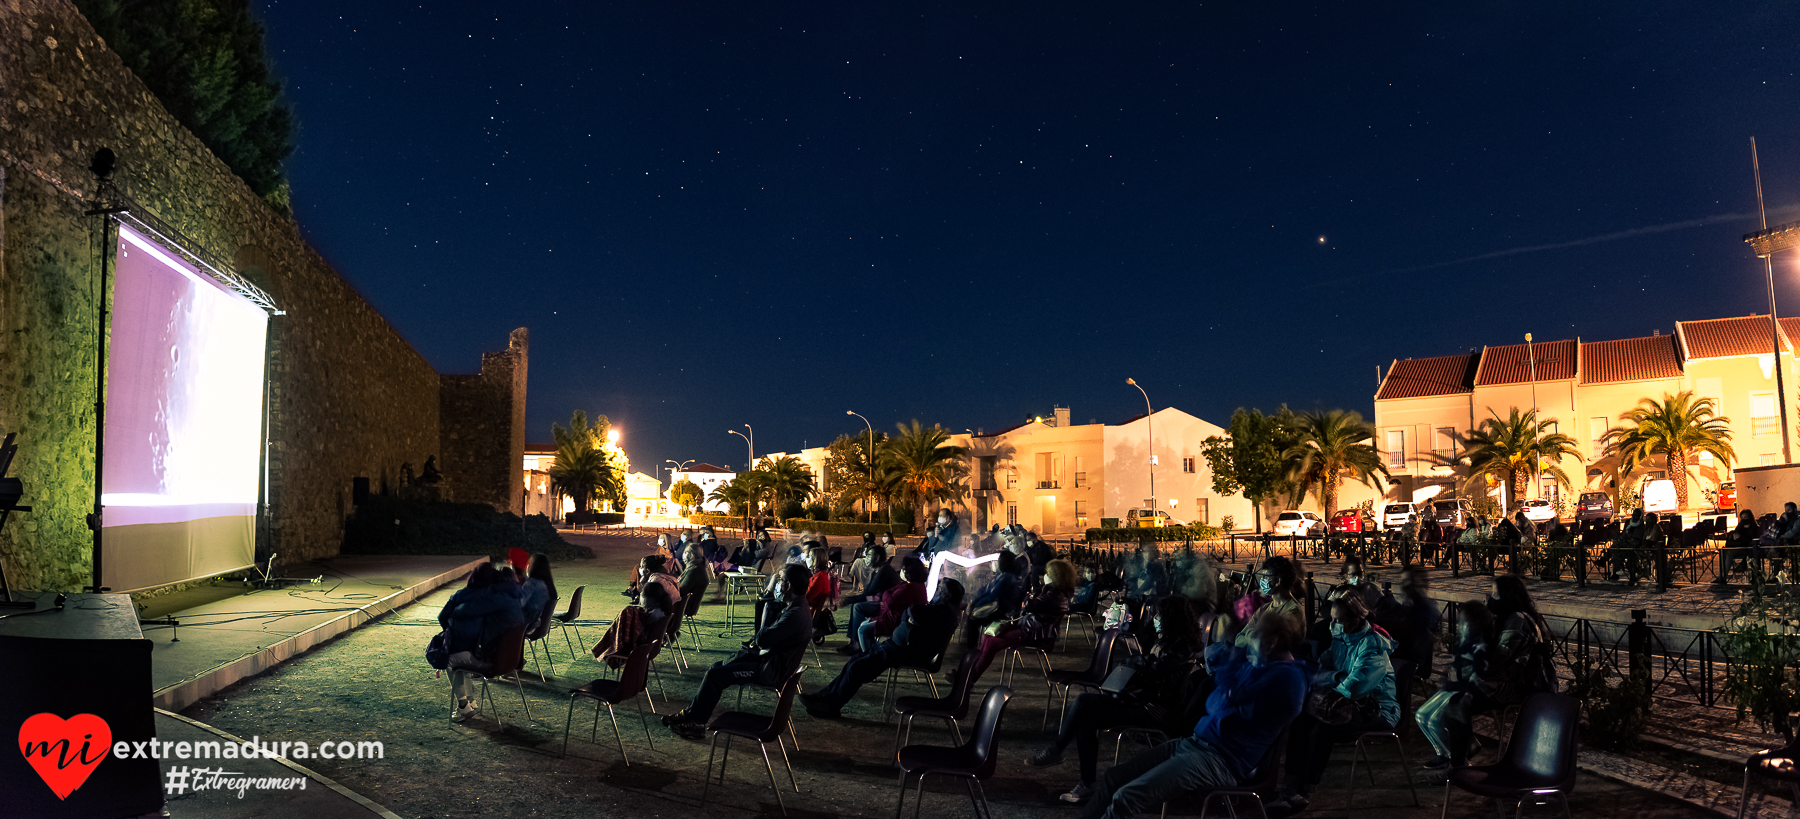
[100,224,270,593]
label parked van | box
[1642,479,1678,514]
[1380,502,1417,530]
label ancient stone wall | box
[0,0,526,590]
[440,329,529,516]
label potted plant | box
[1723,578,1800,760]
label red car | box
[1718,481,1736,511]
[1329,509,1376,534]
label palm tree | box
[757,455,818,517]
[1607,391,1736,510]
[882,420,969,523]
[1284,409,1388,515]
[1456,407,1580,510]
[707,476,753,516]
[548,410,623,511]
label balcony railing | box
[1074,472,1087,488]
[1037,481,1060,490]
[1754,416,1779,438]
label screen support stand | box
[83,151,127,595]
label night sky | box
[258,2,1800,475]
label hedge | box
[341,495,591,561]
[688,513,753,530]
[564,510,624,526]
[782,519,911,537]
[1084,524,1224,544]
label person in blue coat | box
[440,563,527,722]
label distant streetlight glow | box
[1127,378,1154,515]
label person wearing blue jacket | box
[1080,607,1309,819]
[1270,596,1399,815]
[439,563,527,722]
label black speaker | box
[353,476,370,505]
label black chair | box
[702,666,806,817]
[449,625,532,728]
[1046,627,1124,730]
[1158,727,1290,819]
[883,650,946,721]
[1441,693,1578,819]
[562,639,657,764]
[526,595,559,679]
[550,585,588,660]
[894,658,979,762]
[1343,661,1420,811]
[895,685,1012,819]
[1739,740,1800,819]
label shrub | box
[1220,515,1235,533]
[803,502,830,521]
[341,495,589,561]
[1567,658,1651,751]
[1085,523,1224,544]
[892,504,916,533]
[779,500,805,520]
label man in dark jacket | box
[801,580,963,718]
[665,563,814,739]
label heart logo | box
[18,713,112,800]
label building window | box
[1753,392,1778,438]
[1007,503,1018,526]
[1589,416,1609,458]
[1762,453,1779,466]
[1385,429,1405,468]
[979,456,996,491]
[1182,457,1195,473]
[1197,498,1209,525]
[1074,472,1087,488]
[1073,501,1087,529]
[1006,471,1017,489]
[1434,427,1456,458]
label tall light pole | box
[848,410,874,523]
[744,424,756,466]
[728,430,752,471]
[1127,378,1154,518]
[1526,333,1538,504]
[1746,136,1795,464]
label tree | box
[1200,406,1301,532]
[707,476,753,517]
[757,455,818,518]
[548,410,625,512]
[825,432,889,521]
[670,479,703,515]
[1284,409,1387,516]
[1457,408,1580,510]
[76,0,295,205]
[1607,391,1736,510]
[882,420,969,522]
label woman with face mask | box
[916,509,960,561]
[1232,556,1304,626]
[1269,596,1399,814]
[625,533,676,599]
[1336,555,1381,612]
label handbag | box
[1304,687,1374,726]
[969,599,999,620]
[425,631,449,670]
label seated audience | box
[678,541,711,605]
[520,553,556,639]
[663,564,814,740]
[800,580,964,718]
[1415,600,1494,769]
[963,550,1030,649]
[844,556,929,654]
[968,558,1075,681]
[591,582,675,669]
[1028,596,1211,804]
[1077,606,1307,819]
[440,563,527,722]
[1271,597,1398,815]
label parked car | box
[1521,499,1556,523]
[1126,509,1175,528]
[1329,508,1377,534]
[1380,502,1418,530]
[1642,479,1678,514]
[1431,498,1474,528]
[1574,491,1614,524]
[1718,481,1737,511]
[1272,510,1325,537]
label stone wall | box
[440,328,529,516]
[0,0,527,591]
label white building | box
[669,463,737,514]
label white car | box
[1272,510,1325,536]
[1521,499,1556,523]
[1642,479,1678,515]
[1380,502,1417,530]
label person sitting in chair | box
[800,580,963,718]
[440,563,526,723]
[662,564,814,740]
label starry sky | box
[258,1,1800,476]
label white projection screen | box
[100,224,270,592]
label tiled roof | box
[1678,315,1790,359]
[684,463,734,473]
[1474,339,1577,386]
[1376,353,1478,400]
[1579,335,1683,384]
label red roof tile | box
[1475,339,1577,385]
[1377,353,1478,400]
[1678,315,1790,359]
[1579,335,1683,384]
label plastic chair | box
[1158,727,1289,818]
[895,685,1012,819]
[507,547,531,572]
[1738,740,1800,818]
[1046,627,1123,730]
[702,666,806,817]
[551,585,588,661]
[894,658,979,762]
[883,651,945,721]
[682,587,705,646]
[998,637,1056,728]
[562,639,658,764]
[526,595,558,680]
[1344,663,1420,812]
[1441,693,1579,819]
[1109,726,1169,764]
[450,625,532,728]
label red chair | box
[507,547,531,573]
[563,640,658,765]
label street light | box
[728,429,752,471]
[1745,136,1795,464]
[847,410,875,523]
[1526,332,1537,506]
[666,458,694,473]
[744,424,755,465]
[1127,378,1154,517]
